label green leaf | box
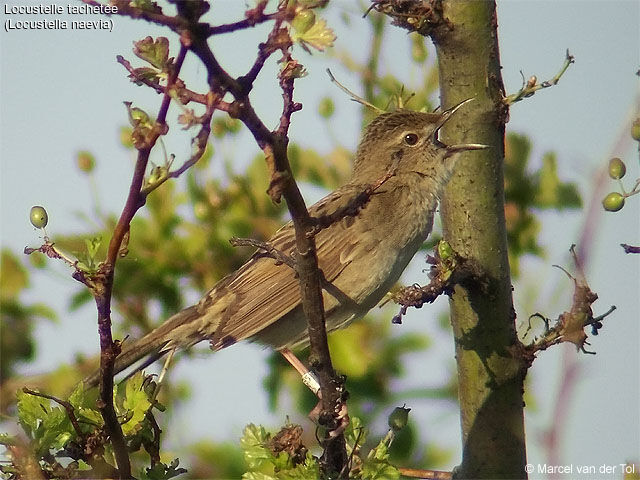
[361,460,400,480]
[131,66,162,85]
[242,472,277,480]
[39,407,73,451]
[240,424,273,471]
[69,289,92,311]
[0,433,17,446]
[17,389,75,456]
[69,383,103,430]
[142,458,188,480]
[369,434,391,462]
[120,372,151,435]
[535,153,569,207]
[17,389,48,435]
[133,36,170,70]
[0,250,28,299]
[293,18,336,52]
[318,97,335,118]
[345,416,366,448]
[84,235,102,260]
[277,453,321,479]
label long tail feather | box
[83,305,200,387]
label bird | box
[85,99,487,386]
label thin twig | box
[208,0,277,36]
[116,54,208,105]
[397,467,452,479]
[326,69,384,112]
[308,170,394,236]
[504,49,575,105]
[229,237,297,269]
[22,388,84,438]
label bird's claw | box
[309,397,350,438]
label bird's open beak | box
[433,98,490,154]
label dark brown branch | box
[82,0,186,31]
[309,170,395,236]
[207,0,278,36]
[187,8,348,474]
[91,41,190,480]
[522,245,616,358]
[621,243,640,254]
[389,244,484,324]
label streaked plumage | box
[85,101,486,386]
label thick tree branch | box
[431,3,527,478]
[373,1,527,477]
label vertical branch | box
[187,6,348,475]
[431,2,527,478]
[93,42,188,480]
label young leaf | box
[133,36,171,70]
[240,424,273,471]
[120,372,152,436]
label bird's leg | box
[279,348,349,438]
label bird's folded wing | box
[207,186,367,348]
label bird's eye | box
[404,133,419,146]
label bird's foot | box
[310,395,350,438]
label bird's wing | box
[204,185,371,349]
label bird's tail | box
[83,305,201,387]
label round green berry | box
[608,157,626,179]
[631,119,640,142]
[76,151,95,173]
[318,97,335,118]
[30,206,48,229]
[602,192,625,212]
[388,405,411,432]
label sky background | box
[1,1,639,478]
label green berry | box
[193,201,209,221]
[318,97,335,118]
[631,119,640,142]
[411,33,428,63]
[388,405,411,432]
[76,151,95,173]
[30,206,48,229]
[291,9,316,34]
[130,107,150,126]
[602,192,625,212]
[608,157,626,179]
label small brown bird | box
[86,99,486,385]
